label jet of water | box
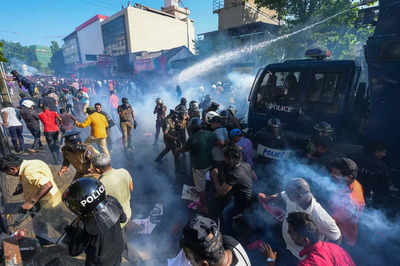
[177,9,350,84]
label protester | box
[207,111,229,170]
[328,157,365,247]
[39,104,62,163]
[180,214,251,266]
[1,102,25,153]
[74,106,110,156]
[59,108,76,134]
[178,117,216,209]
[258,178,341,259]
[154,98,167,145]
[94,103,114,152]
[11,70,35,96]
[0,155,73,234]
[230,128,254,169]
[63,177,126,266]
[262,212,355,266]
[20,101,42,152]
[78,89,90,115]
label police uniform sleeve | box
[23,165,51,188]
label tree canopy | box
[0,42,7,62]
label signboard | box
[85,54,98,61]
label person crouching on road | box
[63,177,126,266]
[0,155,73,234]
[74,106,110,157]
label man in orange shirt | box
[328,157,365,247]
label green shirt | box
[186,130,216,169]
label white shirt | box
[1,107,23,127]
[281,191,341,259]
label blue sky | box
[0,0,217,46]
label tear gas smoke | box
[177,9,350,84]
[8,58,40,76]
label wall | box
[218,0,278,30]
[77,20,105,64]
[126,7,195,54]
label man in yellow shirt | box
[74,106,110,156]
[0,155,73,234]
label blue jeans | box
[8,126,24,152]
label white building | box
[101,1,196,56]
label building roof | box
[76,14,108,32]
[63,31,78,41]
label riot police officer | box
[188,100,201,120]
[153,98,167,145]
[62,177,126,266]
[253,118,290,163]
[175,105,189,146]
[155,110,180,163]
[58,131,99,180]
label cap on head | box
[63,130,81,143]
[230,128,242,138]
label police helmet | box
[175,104,187,114]
[63,130,82,145]
[122,97,129,104]
[189,101,199,110]
[268,118,281,128]
[188,117,203,132]
[314,121,334,134]
[180,97,187,105]
[209,102,220,111]
[205,111,221,124]
[62,177,106,217]
[156,98,163,104]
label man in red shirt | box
[262,212,355,266]
[328,157,365,247]
[39,105,62,163]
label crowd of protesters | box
[0,70,399,266]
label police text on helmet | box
[80,185,105,207]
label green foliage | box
[49,41,65,75]
[254,0,375,61]
[0,42,7,62]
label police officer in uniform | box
[62,177,126,266]
[188,100,201,120]
[58,131,99,180]
[153,98,167,145]
[118,97,136,150]
[155,110,180,163]
[175,105,189,147]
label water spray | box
[176,9,351,84]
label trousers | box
[8,126,24,152]
[85,136,109,156]
[120,121,133,149]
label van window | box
[304,72,343,114]
[255,72,301,111]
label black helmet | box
[209,102,220,111]
[188,117,202,132]
[156,98,163,104]
[268,118,281,128]
[122,97,129,104]
[63,130,82,145]
[189,100,199,109]
[314,121,334,134]
[180,97,187,105]
[62,177,106,217]
[329,157,358,178]
[175,104,187,114]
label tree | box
[0,42,7,62]
[49,41,65,75]
[254,0,375,61]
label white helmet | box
[205,111,221,124]
[22,99,35,108]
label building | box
[213,0,279,30]
[62,15,108,70]
[101,1,196,57]
[33,45,52,68]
